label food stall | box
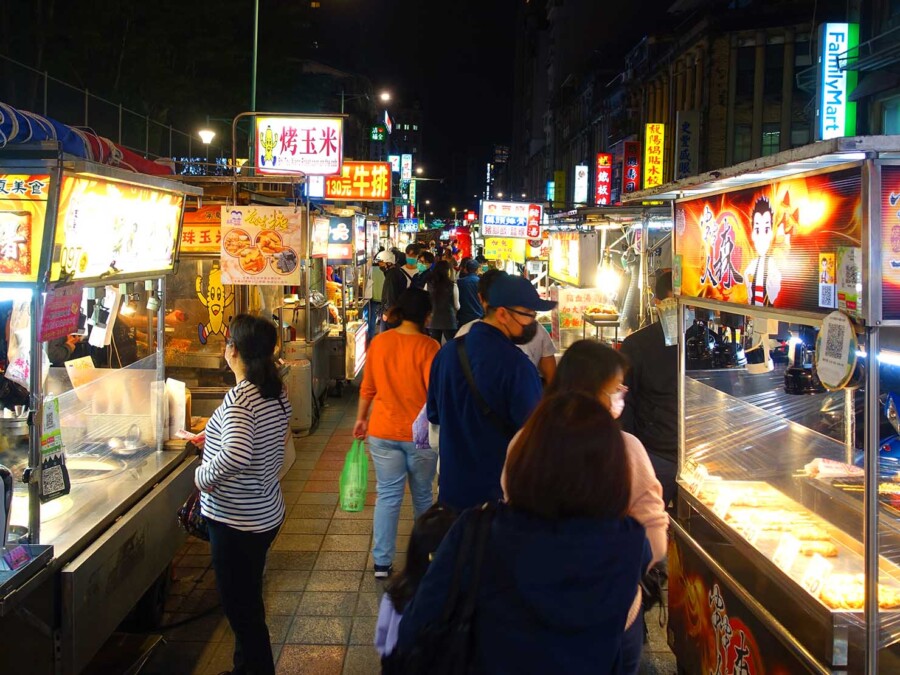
[625,136,900,673]
[0,141,201,673]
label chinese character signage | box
[548,231,582,286]
[388,155,400,173]
[595,154,612,206]
[181,205,222,254]
[674,167,862,313]
[817,23,859,140]
[52,175,184,282]
[573,164,589,204]
[546,180,556,203]
[0,173,50,283]
[553,170,566,209]
[370,125,386,142]
[324,161,392,201]
[219,206,303,285]
[622,141,641,194]
[400,154,413,181]
[668,535,814,675]
[255,116,343,176]
[674,111,700,180]
[644,123,665,188]
[484,237,526,263]
[480,201,543,238]
[881,165,900,319]
[311,217,330,258]
[398,218,419,233]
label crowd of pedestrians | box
[193,254,673,675]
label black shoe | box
[374,564,393,579]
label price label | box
[712,490,734,520]
[685,462,708,495]
[744,522,763,546]
[772,533,802,573]
[801,554,833,596]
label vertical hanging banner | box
[553,170,567,209]
[675,112,701,179]
[816,23,859,141]
[622,142,641,195]
[644,123,665,188]
[595,153,612,205]
[400,154,413,181]
[573,165,589,204]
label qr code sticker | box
[819,284,835,309]
[825,321,846,361]
[42,465,65,495]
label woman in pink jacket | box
[543,339,668,674]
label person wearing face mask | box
[543,339,667,675]
[426,273,554,511]
[619,270,678,508]
[400,243,420,286]
[411,250,435,290]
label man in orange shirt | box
[354,288,440,577]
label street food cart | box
[626,136,900,673]
[0,141,200,674]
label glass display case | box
[0,143,200,674]
[624,137,900,673]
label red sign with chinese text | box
[324,161,392,201]
[674,167,862,313]
[622,142,641,195]
[595,153,612,205]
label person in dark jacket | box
[378,250,408,333]
[619,270,677,507]
[398,393,650,675]
[411,251,435,290]
[426,260,459,344]
[456,259,484,327]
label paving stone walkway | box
[140,383,677,674]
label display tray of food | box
[689,478,900,612]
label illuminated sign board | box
[220,206,304,285]
[326,216,354,261]
[484,237,526,262]
[674,167,862,314]
[817,23,859,140]
[52,176,184,281]
[370,125,386,142]
[255,115,343,176]
[574,164,589,204]
[480,201,542,238]
[0,174,50,283]
[388,154,400,173]
[675,111,700,179]
[398,218,420,232]
[546,180,555,202]
[400,154,413,181]
[408,178,417,207]
[181,205,222,254]
[644,123,665,188]
[595,154,612,205]
[623,141,641,194]
[384,110,393,135]
[324,161,392,201]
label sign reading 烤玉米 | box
[816,23,859,141]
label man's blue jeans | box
[368,436,438,566]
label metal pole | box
[251,0,259,112]
[27,289,44,545]
[156,277,166,452]
[864,326,880,674]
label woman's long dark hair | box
[385,288,432,329]
[545,339,629,398]
[229,314,283,399]
[430,260,454,307]
[385,504,458,612]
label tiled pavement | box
[139,383,677,674]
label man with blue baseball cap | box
[427,273,557,510]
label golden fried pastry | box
[819,574,900,610]
[800,541,838,558]
[794,525,830,541]
[239,247,265,274]
[224,229,251,256]
[256,230,284,254]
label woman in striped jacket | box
[195,314,291,675]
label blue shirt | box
[426,322,543,510]
[456,274,483,326]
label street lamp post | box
[198,129,216,169]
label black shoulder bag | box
[382,502,495,675]
[455,337,517,438]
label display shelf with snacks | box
[624,137,900,674]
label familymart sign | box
[816,22,859,140]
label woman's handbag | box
[177,488,210,541]
[339,439,369,512]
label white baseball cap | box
[375,250,395,264]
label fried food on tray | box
[239,246,266,274]
[223,229,251,256]
[799,541,839,557]
[820,574,900,610]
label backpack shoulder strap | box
[455,336,517,437]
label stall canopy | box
[0,102,174,176]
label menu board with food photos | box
[220,206,303,285]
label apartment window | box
[412,125,418,131]
[791,124,811,147]
[733,124,751,162]
[764,44,784,99]
[736,46,756,101]
[762,123,781,156]
[310,1,320,7]
[884,96,900,134]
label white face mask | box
[608,392,625,419]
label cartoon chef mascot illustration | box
[744,196,781,306]
[196,263,234,344]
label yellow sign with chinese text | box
[324,161,392,201]
[181,205,222,254]
[644,123,665,189]
[0,174,51,283]
[484,237,526,262]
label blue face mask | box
[406,257,417,266]
[417,262,428,273]
[481,265,489,272]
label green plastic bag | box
[339,439,368,512]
